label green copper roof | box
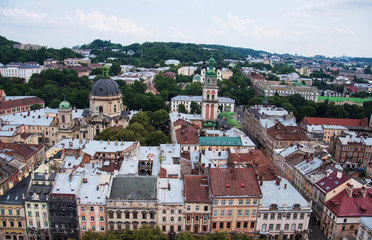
[318,96,372,104]
[206,54,217,77]
[199,136,242,146]
[102,65,110,78]
[193,74,201,81]
[226,118,239,126]
[293,81,306,86]
[59,100,71,109]
[218,111,234,119]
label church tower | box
[201,55,219,121]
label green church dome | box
[59,100,71,109]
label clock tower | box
[201,55,219,120]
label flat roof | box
[109,175,157,200]
[199,136,242,146]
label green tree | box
[81,230,104,240]
[190,101,201,114]
[176,232,195,240]
[110,62,121,75]
[132,225,167,240]
[178,104,188,114]
[206,232,229,240]
[30,104,42,110]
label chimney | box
[284,184,287,189]
[225,184,230,188]
[361,186,367,198]
[241,183,245,188]
[337,171,342,179]
[115,140,118,146]
[108,140,110,145]
[96,185,99,191]
[346,183,354,197]
[201,176,208,186]
[259,177,263,186]
[69,173,73,182]
[168,183,171,191]
[275,177,281,186]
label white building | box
[358,217,372,240]
[165,59,180,66]
[170,95,235,114]
[178,66,197,76]
[0,62,43,83]
[256,178,311,240]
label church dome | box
[91,78,122,97]
[59,100,71,109]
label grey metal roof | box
[24,184,53,201]
[0,176,30,205]
[91,78,122,97]
[109,175,157,200]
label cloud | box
[334,26,356,36]
[212,13,281,38]
[0,7,46,21]
[171,27,190,41]
[66,10,149,37]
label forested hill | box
[79,40,269,67]
[0,36,81,65]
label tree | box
[150,110,169,132]
[190,101,201,114]
[110,62,121,75]
[176,232,195,240]
[206,232,229,240]
[132,226,167,240]
[81,230,104,240]
[30,104,42,110]
[178,104,188,114]
[231,233,254,240]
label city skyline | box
[0,0,371,58]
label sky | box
[0,0,371,58]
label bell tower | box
[201,55,219,121]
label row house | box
[357,217,372,240]
[107,175,157,231]
[199,136,251,151]
[266,123,313,161]
[0,95,44,116]
[0,63,43,83]
[157,178,184,233]
[330,133,372,168]
[312,171,351,225]
[48,173,82,240]
[171,119,200,154]
[256,178,312,240]
[321,184,372,240]
[24,172,56,240]
[0,159,20,196]
[243,104,296,152]
[170,95,235,114]
[209,168,262,236]
[184,175,211,234]
[77,174,111,236]
[0,176,30,240]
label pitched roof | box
[209,168,261,197]
[184,175,211,203]
[304,117,369,127]
[267,123,309,141]
[199,136,242,146]
[0,96,44,110]
[316,171,350,193]
[174,119,199,145]
[0,176,30,205]
[325,188,372,217]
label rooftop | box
[109,175,157,200]
[157,178,184,204]
[51,173,82,195]
[303,116,369,127]
[82,140,136,156]
[77,174,110,205]
[316,170,350,193]
[184,175,211,203]
[0,176,30,205]
[199,136,242,146]
[210,168,261,197]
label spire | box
[102,65,110,78]
[206,54,217,77]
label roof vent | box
[225,184,230,188]
[241,183,245,188]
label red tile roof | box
[228,149,282,181]
[209,168,261,197]
[1,143,43,159]
[174,119,199,145]
[325,188,372,217]
[184,175,211,203]
[303,117,369,127]
[267,123,309,141]
[316,171,350,193]
[0,96,44,111]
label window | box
[196,206,199,211]
[213,200,218,205]
[101,226,105,231]
[170,217,174,222]
[213,210,218,217]
[246,199,250,205]
[270,213,275,220]
[133,212,137,219]
[262,224,267,231]
[293,213,297,220]
[252,210,256,216]
[226,222,231,229]
[187,206,191,211]
[108,212,113,218]
[238,210,242,216]
[228,200,233,205]
[28,211,32,217]
[90,207,94,212]
[284,224,289,230]
[91,216,95,222]
[245,210,250,216]
[100,216,104,222]
[99,207,103,212]
[239,200,243,205]
[276,224,281,231]
[82,216,86,222]
[0,208,5,215]
[212,222,217,229]
[8,209,13,215]
[221,210,225,217]
[35,212,39,217]
[228,210,232,217]
[221,200,226,205]
[117,212,121,218]
[291,224,296,231]
[300,213,304,220]
[269,224,274,231]
[204,206,208,211]
[82,226,86,231]
[237,222,241,229]
[244,222,248,229]
[162,217,166,222]
[278,213,282,220]
[263,213,268,220]
[178,216,182,222]
[16,209,20,216]
[253,199,258,205]
[171,209,175,214]
[298,224,303,230]
[81,207,85,212]
[220,222,224,229]
[343,218,347,223]
[342,226,346,231]
[162,209,166,214]
[286,213,291,219]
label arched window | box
[99,106,103,114]
[210,104,214,119]
[114,105,117,112]
[206,104,210,119]
[61,115,65,123]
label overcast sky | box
[0,0,371,57]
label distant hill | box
[80,39,270,67]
